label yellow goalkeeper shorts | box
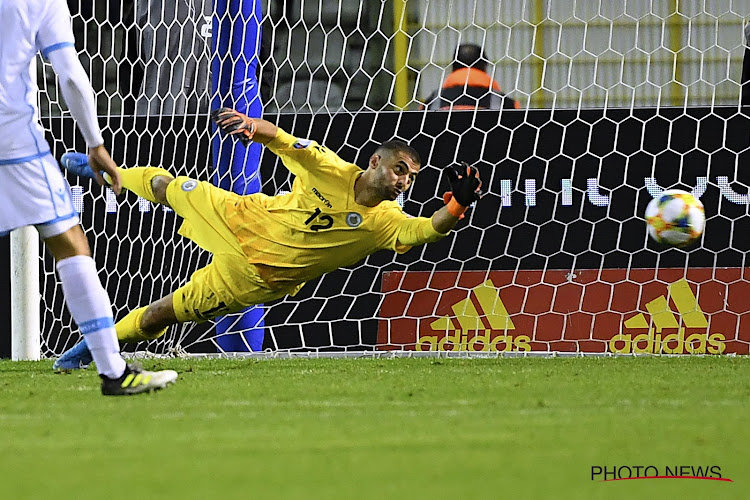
[165,177,294,323]
[166,176,244,257]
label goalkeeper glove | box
[443,161,482,218]
[211,107,257,146]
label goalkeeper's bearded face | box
[369,151,420,201]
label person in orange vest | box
[423,44,520,110]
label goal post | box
[9,60,43,361]
[10,227,40,361]
[10,0,750,358]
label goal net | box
[29,0,750,357]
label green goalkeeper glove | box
[443,162,482,218]
[211,107,257,146]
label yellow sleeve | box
[265,128,342,178]
[395,216,447,253]
[378,206,449,254]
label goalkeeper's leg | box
[115,255,295,343]
[119,167,174,206]
[59,259,297,362]
[55,295,178,367]
[115,295,177,342]
[56,292,183,362]
[60,152,175,206]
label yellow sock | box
[118,167,174,203]
[115,306,168,342]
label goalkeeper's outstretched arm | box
[397,162,484,246]
[211,106,483,236]
[211,107,278,145]
[430,205,462,234]
[433,162,482,233]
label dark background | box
[2,107,749,357]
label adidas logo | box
[417,280,531,352]
[624,279,708,330]
[611,279,725,354]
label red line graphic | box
[601,476,733,483]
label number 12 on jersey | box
[305,208,333,231]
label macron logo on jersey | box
[311,187,333,208]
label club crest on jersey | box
[293,139,312,149]
[181,180,198,191]
[346,212,363,227]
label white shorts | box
[0,153,79,238]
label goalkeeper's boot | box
[100,363,178,396]
[60,152,98,180]
[61,152,115,185]
[53,339,93,372]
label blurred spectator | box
[423,44,519,110]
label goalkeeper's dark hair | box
[376,140,422,166]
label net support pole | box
[392,0,409,109]
[10,226,40,361]
[532,0,546,108]
[211,0,265,351]
[668,0,684,107]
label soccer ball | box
[645,189,705,247]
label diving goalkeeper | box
[54,108,482,367]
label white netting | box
[32,0,750,357]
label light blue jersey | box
[0,0,79,236]
[0,0,75,163]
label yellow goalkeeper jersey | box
[224,129,445,289]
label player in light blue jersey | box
[0,0,176,395]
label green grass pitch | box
[0,356,748,499]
